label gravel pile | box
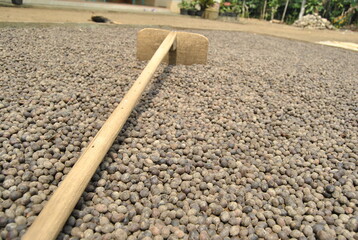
[293,14,335,30]
[0,25,357,240]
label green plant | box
[199,0,215,10]
[219,0,240,14]
[305,0,323,14]
[232,4,241,13]
[180,0,199,10]
[190,0,201,10]
[220,5,230,13]
[178,0,190,9]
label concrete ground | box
[0,1,358,46]
[15,0,172,13]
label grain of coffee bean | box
[0,25,357,239]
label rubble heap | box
[293,14,335,30]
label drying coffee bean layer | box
[0,25,357,240]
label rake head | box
[137,28,209,65]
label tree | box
[242,0,247,17]
[269,0,281,20]
[261,0,268,19]
[322,0,332,18]
[282,0,290,21]
[226,0,357,27]
[299,0,306,19]
[305,0,323,14]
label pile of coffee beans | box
[0,25,357,240]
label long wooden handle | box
[23,31,177,240]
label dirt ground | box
[1,5,358,44]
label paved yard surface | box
[0,6,358,44]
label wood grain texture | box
[23,30,178,240]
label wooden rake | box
[23,28,208,240]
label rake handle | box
[23,31,177,240]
